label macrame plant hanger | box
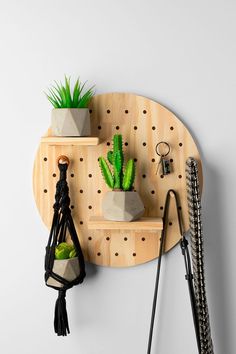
[44,155,86,336]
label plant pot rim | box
[54,256,78,262]
[52,107,89,111]
[109,190,138,193]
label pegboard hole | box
[52,173,56,177]
[124,237,128,241]
[97,252,101,256]
[134,126,138,130]
[169,222,173,226]
[170,126,174,130]
[107,142,110,146]
[152,126,156,130]
[160,175,164,179]
[43,157,47,161]
[152,158,155,162]
[80,221,83,225]
[143,142,147,146]
[179,143,183,147]
[88,174,92,178]
[178,206,182,210]
[106,237,110,241]
[143,110,147,114]
[170,158,173,163]
[125,109,129,114]
[142,237,146,241]
[160,206,163,210]
[89,109,92,113]
[107,109,111,114]
[44,189,47,193]
[88,205,92,209]
[80,157,83,162]
[151,190,155,194]
[71,173,74,178]
[115,252,119,256]
[88,237,92,241]
[125,142,128,146]
[133,253,136,257]
[80,189,83,193]
[98,125,102,130]
[116,126,120,130]
[178,175,182,179]
[134,158,138,162]
[71,205,74,209]
[97,190,101,194]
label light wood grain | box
[41,136,100,146]
[88,216,163,230]
[33,93,203,267]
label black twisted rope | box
[186,157,214,354]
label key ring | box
[155,141,170,157]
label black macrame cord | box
[44,162,86,336]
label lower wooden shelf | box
[88,216,163,230]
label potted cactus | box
[98,134,144,221]
[45,76,95,137]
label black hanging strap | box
[44,160,86,336]
[147,189,173,354]
[147,189,200,354]
[180,237,201,353]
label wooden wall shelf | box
[33,93,203,267]
[41,136,100,146]
[88,216,163,230]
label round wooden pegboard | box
[33,93,202,267]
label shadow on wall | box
[203,162,231,354]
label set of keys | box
[155,141,171,175]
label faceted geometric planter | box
[51,108,91,136]
[102,191,145,221]
[46,257,80,288]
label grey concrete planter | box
[102,191,145,221]
[51,108,91,136]
[46,257,80,288]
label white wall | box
[0,0,235,353]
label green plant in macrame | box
[98,134,135,191]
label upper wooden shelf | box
[88,216,163,230]
[41,136,100,146]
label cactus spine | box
[98,134,135,191]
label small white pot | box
[102,191,145,221]
[46,257,80,288]
[51,108,91,136]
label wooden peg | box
[57,155,70,166]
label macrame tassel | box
[54,290,70,336]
